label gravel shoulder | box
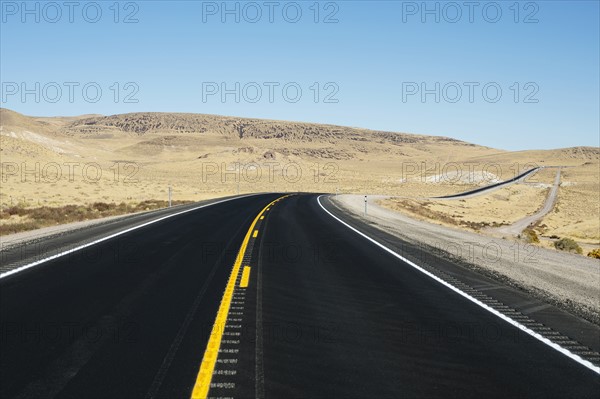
[332,194,600,324]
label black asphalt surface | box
[0,194,254,275]
[0,194,280,399]
[1,193,598,398]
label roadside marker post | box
[364,195,367,216]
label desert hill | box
[53,111,488,164]
[1,108,504,173]
[63,111,465,144]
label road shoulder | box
[324,194,600,359]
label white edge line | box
[0,194,258,280]
[317,195,600,375]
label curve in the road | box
[1,193,598,399]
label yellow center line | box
[239,266,251,288]
[190,195,288,399]
[253,230,259,238]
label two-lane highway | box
[1,193,598,398]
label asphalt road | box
[432,167,540,199]
[1,193,598,398]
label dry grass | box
[588,249,600,259]
[0,200,190,235]
[379,199,509,231]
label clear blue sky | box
[1,1,598,150]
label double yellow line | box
[190,195,287,399]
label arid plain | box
[1,108,598,254]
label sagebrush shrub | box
[554,238,583,254]
[587,248,600,259]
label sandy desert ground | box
[1,108,598,255]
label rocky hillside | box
[60,111,472,146]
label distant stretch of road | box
[432,167,541,199]
[1,194,598,399]
[494,168,562,236]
